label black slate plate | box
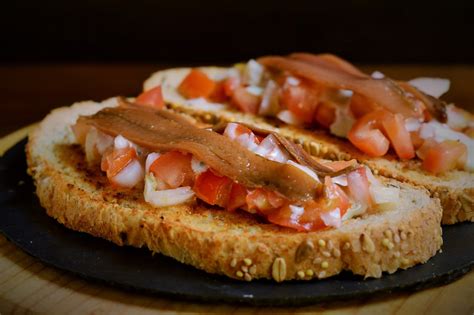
[0,139,473,306]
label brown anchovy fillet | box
[76,102,322,201]
[258,55,420,118]
[212,121,357,177]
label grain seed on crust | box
[272,257,287,282]
[295,240,314,263]
[243,258,252,266]
[361,234,375,253]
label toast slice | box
[144,67,474,225]
[26,98,443,281]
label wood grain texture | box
[1,126,473,314]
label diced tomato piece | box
[231,87,260,114]
[226,183,247,211]
[246,188,285,215]
[209,81,228,103]
[382,113,415,159]
[101,147,136,178]
[347,167,372,206]
[348,110,390,157]
[421,140,467,174]
[349,93,378,118]
[149,151,194,188]
[223,77,240,97]
[193,170,233,207]
[410,131,424,149]
[178,69,216,99]
[280,83,319,123]
[224,122,254,139]
[135,86,164,109]
[314,101,336,128]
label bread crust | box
[26,98,443,281]
[144,67,474,225]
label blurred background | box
[1,0,473,135]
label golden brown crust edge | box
[26,100,443,282]
[144,66,474,225]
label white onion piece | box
[258,80,279,116]
[321,208,342,228]
[111,160,144,188]
[330,105,356,138]
[254,135,290,163]
[289,205,304,223]
[286,160,321,183]
[286,76,300,86]
[342,202,366,221]
[369,186,400,204]
[242,59,264,86]
[332,174,348,186]
[446,104,474,130]
[408,77,450,98]
[405,117,422,132]
[145,152,161,172]
[84,127,113,164]
[114,135,135,149]
[191,157,208,174]
[371,71,385,79]
[365,166,381,186]
[277,110,305,126]
[144,175,194,207]
[246,85,263,96]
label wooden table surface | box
[1,64,473,314]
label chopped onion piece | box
[191,157,208,174]
[255,135,290,163]
[112,160,144,188]
[286,76,300,86]
[371,71,385,79]
[84,127,113,164]
[144,175,194,207]
[321,208,342,228]
[408,77,450,98]
[145,152,161,172]
[330,104,356,138]
[332,174,348,186]
[342,202,366,221]
[259,80,280,116]
[369,186,400,205]
[114,135,135,149]
[242,59,264,86]
[287,160,321,183]
[405,117,422,132]
[246,85,263,96]
[277,110,305,126]
[289,204,304,223]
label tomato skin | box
[223,77,240,97]
[323,176,350,217]
[135,86,164,109]
[101,147,136,178]
[382,113,415,159]
[421,140,467,174]
[231,87,260,114]
[348,110,390,157]
[410,131,424,149]
[149,151,194,189]
[193,170,233,207]
[226,183,247,211]
[209,81,228,103]
[280,83,319,123]
[178,69,216,99]
[314,101,336,128]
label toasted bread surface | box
[27,98,443,281]
[145,67,474,225]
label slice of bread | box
[26,98,443,281]
[144,67,474,225]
